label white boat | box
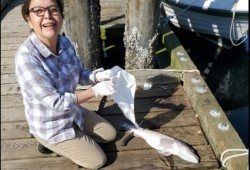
[161,0,249,48]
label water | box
[227,107,249,148]
[169,24,249,148]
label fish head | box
[160,138,199,164]
[174,140,199,163]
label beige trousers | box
[34,109,116,169]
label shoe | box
[37,143,53,154]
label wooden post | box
[63,0,103,70]
[124,0,161,69]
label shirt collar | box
[30,32,63,58]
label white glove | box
[95,69,111,82]
[92,80,116,97]
[89,68,111,84]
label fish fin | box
[158,150,172,156]
[157,138,176,156]
[160,137,175,149]
[157,145,172,156]
[121,133,134,146]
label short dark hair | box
[21,0,64,22]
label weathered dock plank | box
[1,93,191,111]
[1,37,27,44]
[1,43,24,51]
[1,106,25,122]
[1,109,199,140]
[2,124,217,169]
[1,57,16,66]
[1,73,18,84]
[1,50,18,58]
[0,87,184,107]
[1,94,190,123]
[1,17,26,24]
[1,83,20,95]
[1,65,15,74]
[100,0,127,26]
[1,147,219,170]
[1,157,81,170]
[1,31,30,38]
[1,126,206,160]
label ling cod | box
[122,122,199,164]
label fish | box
[120,122,199,164]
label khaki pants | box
[34,109,116,169]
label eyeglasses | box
[29,6,61,17]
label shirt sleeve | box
[15,47,77,116]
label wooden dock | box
[1,0,248,169]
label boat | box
[161,0,249,48]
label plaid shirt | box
[15,32,92,144]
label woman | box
[15,0,117,169]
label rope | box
[161,0,199,27]
[229,0,248,46]
[220,149,249,168]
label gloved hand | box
[92,80,116,97]
[95,69,111,82]
[89,68,111,84]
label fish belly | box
[133,129,169,150]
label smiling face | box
[25,0,63,46]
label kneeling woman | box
[15,0,117,169]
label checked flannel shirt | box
[15,32,92,144]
